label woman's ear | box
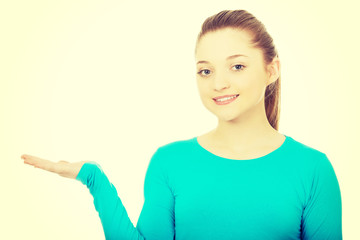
[266,56,280,86]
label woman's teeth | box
[215,95,238,102]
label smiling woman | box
[195,28,280,130]
[22,9,342,240]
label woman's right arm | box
[22,148,175,240]
[77,148,176,239]
[76,161,145,239]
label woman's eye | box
[232,64,245,71]
[197,69,211,76]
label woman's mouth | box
[213,94,239,105]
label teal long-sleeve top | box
[76,135,342,239]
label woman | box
[21,9,342,239]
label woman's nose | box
[213,75,230,91]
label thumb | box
[58,160,69,164]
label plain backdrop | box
[1,0,359,239]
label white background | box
[1,0,359,239]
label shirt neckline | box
[193,134,291,162]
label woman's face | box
[195,27,278,123]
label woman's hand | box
[21,154,88,179]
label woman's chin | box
[214,113,240,122]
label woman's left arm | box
[301,153,342,240]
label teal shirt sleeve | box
[75,149,175,240]
[301,153,342,239]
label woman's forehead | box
[195,28,259,62]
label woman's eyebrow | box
[196,54,249,65]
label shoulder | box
[146,137,198,169]
[285,135,331,169]
[286,135,326,158]
[157,137,196,152]
[153,137,196,158]
[283,136,339,196]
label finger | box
[22,154,59,173]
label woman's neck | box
[210,108,280,151]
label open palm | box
[21,154,88,179]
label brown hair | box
[195,10,281,130]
